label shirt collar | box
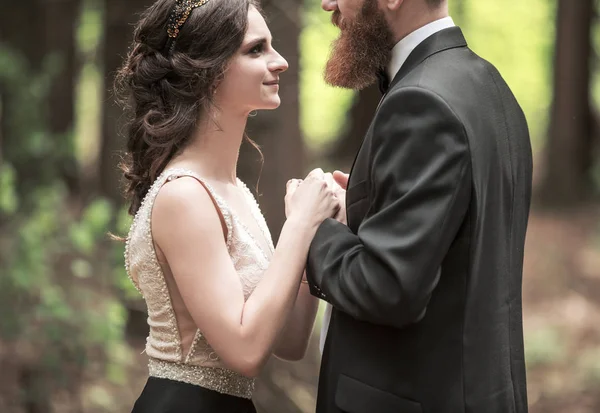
[387,16,456,81]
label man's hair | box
[425,0,445,8]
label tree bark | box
[539,0,595,206]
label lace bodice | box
[124,168,274,398]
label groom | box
[304,0,532,412]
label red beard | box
[324,2,394,90]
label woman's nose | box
[270,50,289,73]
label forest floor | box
[520,203,600,413]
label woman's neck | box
[170,108,249,185]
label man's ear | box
[379,0,404,12]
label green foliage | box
[0,164,18,214]
[0,46,59,163]
[0,43,132,407]
[458,0,556,151]
[0,177,131,368]
[70,199,114,255]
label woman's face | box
[215,6,289,114]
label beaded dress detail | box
[124,168,274,399]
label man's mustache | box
[332,10,343,29]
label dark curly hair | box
[115,0,261,215]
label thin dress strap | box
[124,168,233,294]
[161,168,234,249]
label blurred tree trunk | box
[0,0,80,195]
[0,5,40,181]
[100,0,152,204]
[44,0,81,196]
[0,3,46,68]
[539,0,595,206]
[325,85,380,171]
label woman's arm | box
[152,174,337,377]
[273,173,346,361]
[272,276,319,361]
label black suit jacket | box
[306,27,532,413]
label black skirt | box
[132,376,257,413]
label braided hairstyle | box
[115,0,260,215]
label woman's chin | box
[257,98,282,111]
[246,96,282,114]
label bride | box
[116,0,342,411]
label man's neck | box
[389,5,449,44]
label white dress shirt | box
[319,16,456,355]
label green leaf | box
[71,259,93,279]
[82,198,114,235]
[0,164,19,214]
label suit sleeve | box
[306,86,471,329]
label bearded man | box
[302,1,533,412]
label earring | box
[248,110,258,117]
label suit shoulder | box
[379,85,460,125]
[398,47,499,89]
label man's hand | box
[331,171,348,225]
[333,170,349,190]
[286,169,348,224]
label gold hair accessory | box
[166,0,211,40]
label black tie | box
[376,69,390,94]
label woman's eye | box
[249,44,264,54]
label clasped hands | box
[285,168,348,225]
